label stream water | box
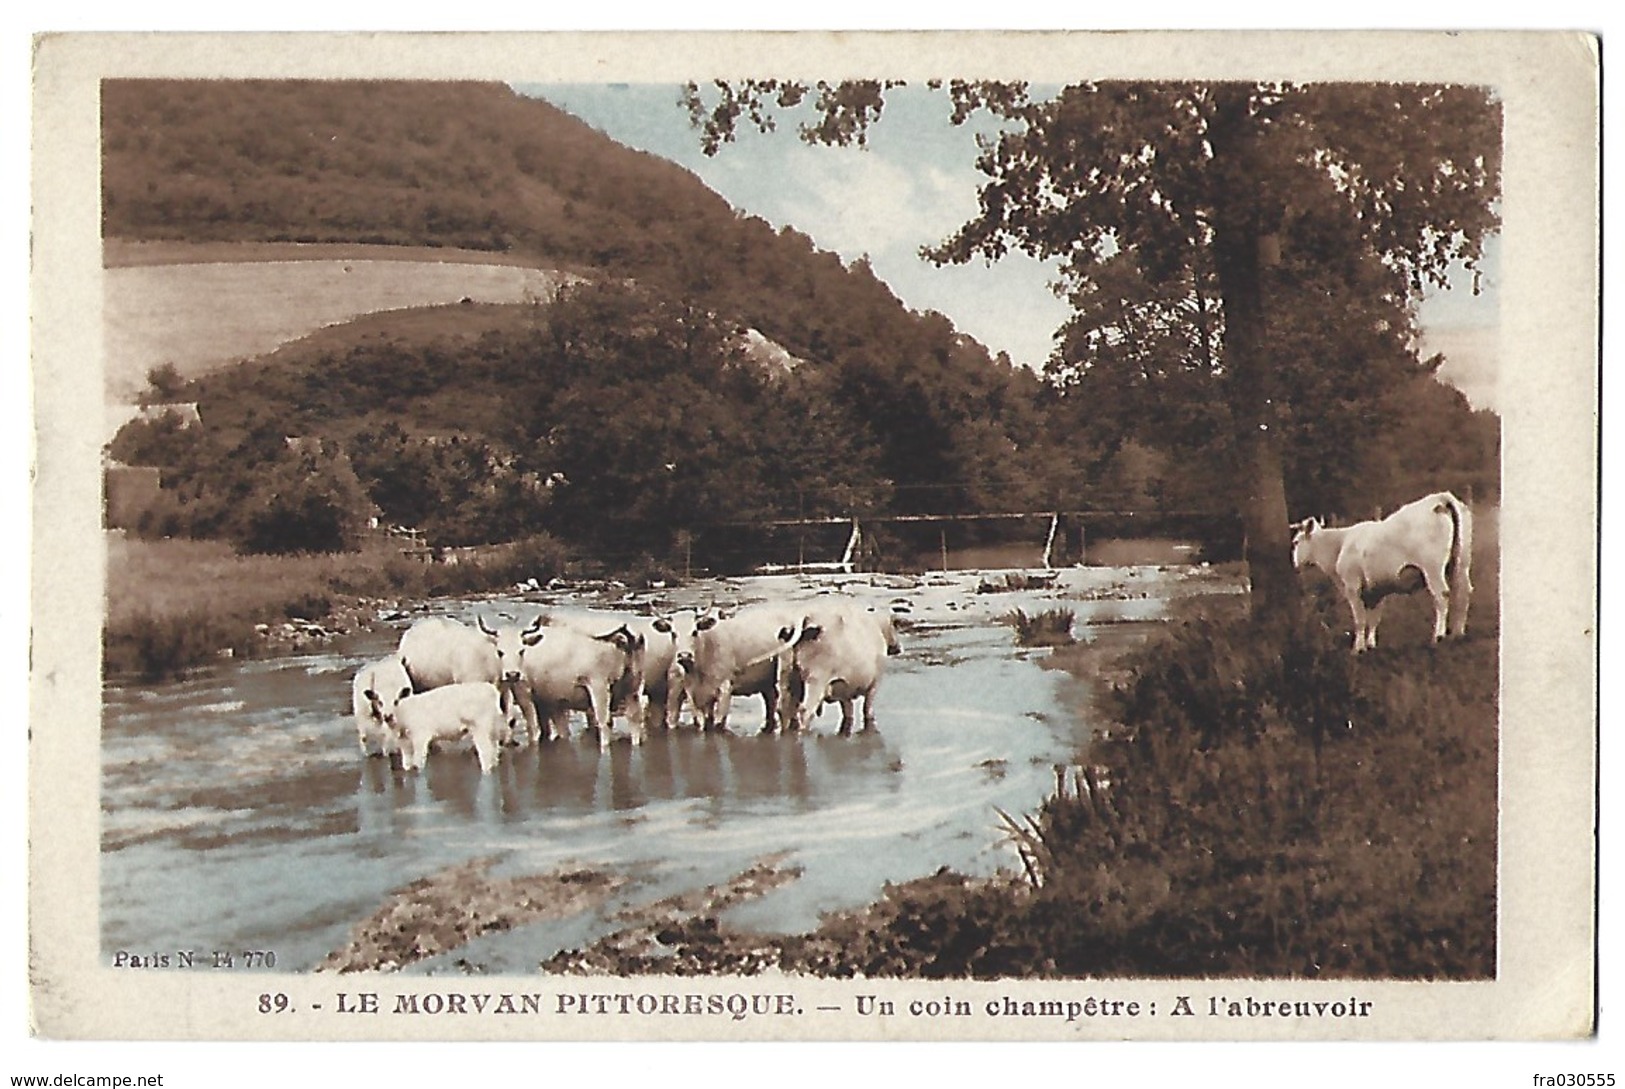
[101,564,1237,974]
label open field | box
[102,241,581,414]
[107,533,390,630]
[103,239,567,270]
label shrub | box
[1003,607,1076,647]
[237,450,374,555]
[1109,600,1356,751]
[281,591,334,621]
[104,610,253,681]
[618,553,682,589]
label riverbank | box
[528,607,1496,979]
[527,518,1500,979]
[103,531,583,680]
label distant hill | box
[101,80,920,371]
[102,81,1084,561]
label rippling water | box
[101,566,1236,974]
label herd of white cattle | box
[350,490,1478,773]
[351,597,903,774]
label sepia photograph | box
[25,26,1600,1062]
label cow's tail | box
[1436,492,1474,596]
[745,618,808,671]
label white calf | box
[1291,491,1474,653]
[392,681,506,774]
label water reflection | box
[336,725,902,828]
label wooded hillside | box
[103,79,1497,568]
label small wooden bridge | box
[740,510,1236,575]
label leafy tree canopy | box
[685,79,1501,617]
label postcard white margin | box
[29,29,1600,1043]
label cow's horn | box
[476,615,497,636]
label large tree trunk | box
[1206,86,1300,625]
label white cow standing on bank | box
[1291,491,1474,653]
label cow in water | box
[351,656,413,757]
[532,609,691,735]
[397,615,528,742]
[506,622,648,749]
[391,682,508,774]
[760,601,900,734]
[669,603,804,733]
[1291,491,1474,653]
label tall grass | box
[103,610,257,682]
[1002,607,1077,647]
[103,531,575,680]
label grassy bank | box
[548,517,1500,979]
[103,532,576,681]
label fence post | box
[839,519,861,574]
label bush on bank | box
[103,532,582,682]
[103,610,257,682]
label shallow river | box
[101,565,1235,974]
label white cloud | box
[1419,325,1499,412]
[712,144,970,263]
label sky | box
[520,81,1500,410]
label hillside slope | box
[101,80,908,370]
[104,81,1078,552]
[103,244,578,408]
[102,79,1497,562]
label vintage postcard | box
[28,30,1599,1047]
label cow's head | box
[595,624,647,690]
[673,608,722,673]
[363,680,414,732]
[362,657,414,734]
[478,614,545,684]
[1289,518,1322,569]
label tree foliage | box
[684,79,1502,616]
[109,412,375,554]
[103,79,1500,575]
